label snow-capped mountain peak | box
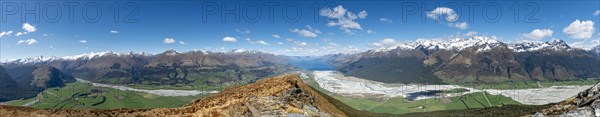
[508,39,571,52]
[162,49,180,56]
[61,51,120,60]
[229,49,260,54]
[231,49,247,53]
[371,36,579,54]
[372,36,501,53]
[2,51,154,65]
[190,49,210,55]
[2,56,59,64]
[591,45,600,54]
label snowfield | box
[76,78,219,97]
[312,70,591,105]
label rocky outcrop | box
[183,74,346,116]
[534,81,600,116]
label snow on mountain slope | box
[508,39,571,52]
[2,51,151,64]
[372,36,501,53]
[2,48,266,65]
[372,36,576,53]
[1,56,60,65]
[591,45,600,54]
[229,48,261,54]
[62,51,120,60]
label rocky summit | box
[0,74,347,117]
[534,81,600,116]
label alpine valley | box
[1,36,600,116]
[0,49,295,104]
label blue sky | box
[1,0,599,60]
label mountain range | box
[0,49,297,101]
[2,49,295,86]
[2,36,599,92]
[323,36,600,84]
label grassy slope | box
[6,82,207,109]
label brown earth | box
[0,74,347,117]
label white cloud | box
[22,23,36,32]
[0,31,13,38]
[379,18,393,23]
[110,30,119,34]
[464,31,478,37]
[563,19,595,39]
[329,42,339,47]
[14,23,37,36]
[277,42,284,45]
[570,39,600,49]
[358,10,368,19]
[366,29,375,34]
[272,34,281,38]
[15,32,24,36]
[245,38,270,46]
[245,38,254,44]
[256,40,270,45]
[235,28,251,34]
[17,39,37,45]
[427,7,469,30]
[79,40,87,43]
[346,45,360,52]
[522,29,553,40]
[452,22,469,29]
[294,41,308,47]
[427,7,458,22]
[370,38,397,47]
[320,5,366,34]
[290,25,321,38]
[322,38,332,42]
[594,10,600,16]
[179,41,186,45]
[222,37,237,42]
[163,38,176,44]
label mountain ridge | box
[1,49,295,87]
[324,37,600,84]
[370,36,590,54]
